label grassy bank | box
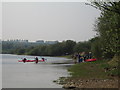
[55,59,119,88]
[68,60,119,79]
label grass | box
[68,59,119,79]
[57,55,73,59]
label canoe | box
[85,58,97,62]
[18,60,44,62]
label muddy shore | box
[54,77,119,89]
[63,77,119,89]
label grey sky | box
[2,2,101,42]
[0,2,1,40]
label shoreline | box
[54,58,119,89]
[58,77,119,89]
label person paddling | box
[23,58,27,63]
[35,57,38,64]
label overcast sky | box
[2,2,101,42]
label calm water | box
[2,54,73,88]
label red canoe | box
[85,58,97,62]
[18,60,45,62]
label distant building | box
[45,41,58,44]
[6,39,28,43]
[36,40,44,44]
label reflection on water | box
[2,54,73,88]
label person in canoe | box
[35,57,39,64]
[22,58,27,63]
[41,58,45,61]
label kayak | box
[85,58,97,62]
[18,60,45,62]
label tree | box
[87,2,120,15]
[62,40,76,55]
[73,41,91,53]
[91,37,103,60]
[89,1,120,59]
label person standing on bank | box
[80,52,85,62]
[88,52,92,59]
[78,53,82,63]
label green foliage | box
[91,1,120,59]
[2,40,91,56]
[96,12,119,57]
[73,41,91,53]
[91,37,103,59]
[15,48,26,55]
[108,55,119,67]
[90,2,120,15]
[62,40,76,55]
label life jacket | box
[42,58,45,61]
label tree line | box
[1,36,110,60]
[1,39,91,56]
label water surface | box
[2,54,73,88]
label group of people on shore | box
[73,52,92,63]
